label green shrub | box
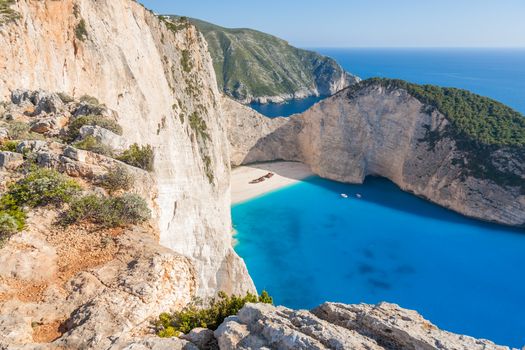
[181,50,192,73]
[57,92,74,104]
[73,135,114,156]
[79,95,100,105]
[0,0,20,26]
[75,19,88,41]
[0,140,18,152]
[100,165,135,193]
[67,115,123,142]
[60,193,150,227]
[155,291,273,336]
[117,144,154,171]
[6,121,44,141]
[4,167,81,208]
[0,212,18,247]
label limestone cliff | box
[226,83,525,227]
[0,0,254,298]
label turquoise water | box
[249,95,325,118]
[250,48,525,117]
[232,176,525,347]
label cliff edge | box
[226,80,525,226]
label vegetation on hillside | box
[359,78,525,147]
[0,168,81,246]
[155,291,273,337]
[351,78,525,191]
[165,16,355,101]
[117,143,154,171]
[0,0,20,26]
[60,193,150,228]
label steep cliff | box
[0,0,253,298]
[167,17,359,104]
[226,81,525,227]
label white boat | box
[356,193,362,198]
[340,193,349,198]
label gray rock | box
[214,303,510,350]
[16,140,48,154]
[11,89,63,115]
[0,127,8,140]
[181,328,217,350]
[79,125,129,151]
[119,336,199,350]
[0,151,23,170]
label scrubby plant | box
[100,165,135,193]
[79,95,100,105]
[57,92,74,104]
[181,49,192,73]
[117,143,154,171]
[4,167,81,208]
[73,135,114,157]
[60,193,150,227]
[0,212,18,247]
[155,291,273,337]
[6,121,44,141]
[0,140,18,152]
[0,0,20,26]
[75,19,88,41]
[66,115,123,142]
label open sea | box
[250,48,525,116]
[234,49,525,347]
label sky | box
[138,0,525,48]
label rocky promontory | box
[226,80,525,227]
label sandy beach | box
[231,161,314,204]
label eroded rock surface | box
[214,303,511,350]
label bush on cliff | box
[60,193,150,228]
[0,211,22,247]
[0,167,79,246]
[0,140,18,152]
[100,165,135,194]
[117,143,154,171]
[155,291,273,337]
[73,135,114,157]
[4,167,81,208]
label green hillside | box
[166,16,358,102]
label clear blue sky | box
[138,0,525,48]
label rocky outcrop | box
[214,302,510,350]
[0,0,254,297]
[226,84,525,227]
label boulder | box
[79,125,130,152]
[0,151,24,170]
[181,328,217,350]
[214,303,510,350]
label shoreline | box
[231,161,314,205]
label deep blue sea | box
[250,48,525,117]
[232,177,525,347]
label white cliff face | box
[226,85,524,227]
[0,0,254,296]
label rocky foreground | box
[213,302,512,350]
